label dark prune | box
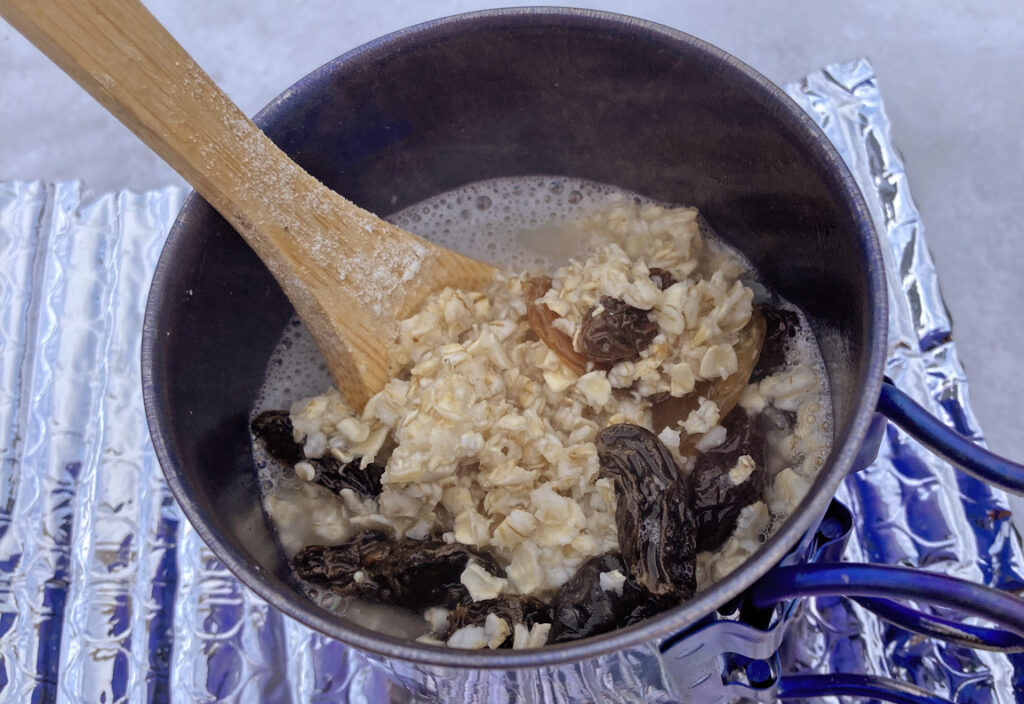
[547,552,678,643]
[251,410,304,465]
[444,596,551,645]
[293,532,504,611]
[578,296,659,368]
[750,304,800,383]
[251,410,384,498]
[549,553,625,642]
[691,410,767,553]
[596,424,696,599]
[648,268,677,290]
[650,309,766,455]
[524,276,586,373]
[311,456,384,498]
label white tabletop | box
[2,0,1022,518]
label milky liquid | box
[251,175,833,637]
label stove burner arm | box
[776,673,953,704]
[850,595,1024,652]
[748,563,1024,649]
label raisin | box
[293,532,503,611]
[648,267,677,290]
[596,424,696,599]
[251,409,384,498]
[524,276,586,373]
[444,596,551,645]
[311,457,384,498]
[251,410,304,465]
[750,304,800,383]
[691,410,767,552]
[547,552,679,643]
[578,296,658,369]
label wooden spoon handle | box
[2,0,494,407]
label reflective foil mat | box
[1,58,1022,703]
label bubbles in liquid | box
[385,175,627,271]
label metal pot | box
[141,8,1024,703]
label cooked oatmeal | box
[253,180,831,650]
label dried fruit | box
[293,532,503,611]
[751,304,800,383]
[648,267,677,290]
[445,596,551,644]
[251,410,384,498]
[251,410,304,465]
[310,457,384,498]
[578,296,659,369]
[524,276,586,373]
[596,424,696,599]
[547,552,678,643]
[691,410,767,552]
[651,308,766,454]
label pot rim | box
[142,6,888,670]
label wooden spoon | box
[1,0,496,409]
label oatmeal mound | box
[289,203,771,597]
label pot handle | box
[747,563,1024,651]
[877,381,1024,496]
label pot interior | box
[143,9,884,664]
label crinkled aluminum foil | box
[781,59,1024,704]
[0,58,1021,703]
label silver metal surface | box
[0,58,1022,702]
[781,59,1024,703]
